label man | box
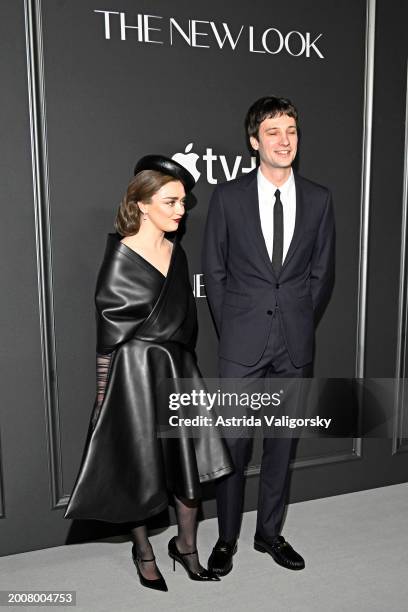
[202,96,335,575]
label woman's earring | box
[143,211,147,221]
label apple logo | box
[172,143,201,183]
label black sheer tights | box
[131,524,161,580]
[131,496,205,579]
[172,494,206,574]
[95,355,205,578]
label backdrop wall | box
[1,0,407,555]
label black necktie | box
[272,189,283,276]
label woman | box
[64,155,233,592]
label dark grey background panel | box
[41,0,364,385]
[365,1,408,458]
[37,0,367,505]
[0,0,51,553]
[365,0,408,379]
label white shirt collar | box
[257,167,295,200]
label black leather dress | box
[64,233,232,523]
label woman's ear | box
[137,201,146,215]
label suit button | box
[267,310,273,315]
[275,283,280,289]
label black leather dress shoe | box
[207,538,237,576]
[254,534,305,570]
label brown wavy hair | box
[115,170,177,236]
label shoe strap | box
[137,556,156,562]
[179,549,198,556]
[172,537,198,556]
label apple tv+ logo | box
[172,143,256,185]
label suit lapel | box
[280,172,305,274]
[239,169,276,278]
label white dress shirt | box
[257,167,296,262]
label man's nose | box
[279,132,290,145]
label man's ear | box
[249,135,259,152]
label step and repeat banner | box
[36,1,367,491]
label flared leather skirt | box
[64,339,232,523]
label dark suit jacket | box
[202,168,335,367]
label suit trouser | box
[217,309,312,543]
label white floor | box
[1,484,407,612]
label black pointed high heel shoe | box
[168,536,220,581]
[131,544,168,592]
